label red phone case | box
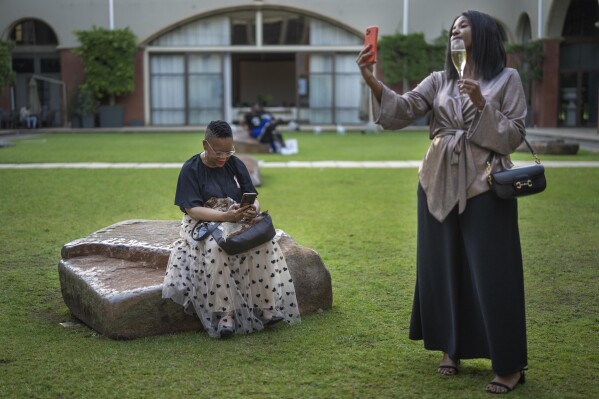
[363,26,379,63]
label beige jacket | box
[373,68,527,222]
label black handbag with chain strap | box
[486,137,547,199]
[191,212,276,255]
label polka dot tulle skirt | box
[162,214,301,337]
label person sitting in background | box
[20,105,37,129]
[241,102,286,153]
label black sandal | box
[437,357,460,376]
[437,365,459,376]
[485,370,526,394]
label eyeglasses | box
[205,140,235,158]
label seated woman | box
[162,120,300,338]
[241,103,285,153]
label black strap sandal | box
[485,369,526,394]
[437,365,459,376]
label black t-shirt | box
[174,154,257,213]
[244,111,263,130]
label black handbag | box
[486,137,547,199]
[191,213,276,255]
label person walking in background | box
[357,10,528,394]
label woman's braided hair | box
[205,120,233,140]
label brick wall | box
[118,50,145,126]
[59,49,85,125]
[59,48,145,126]
[531,39,561,128]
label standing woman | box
[357,10,528,394]
[163,120,300,339]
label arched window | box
[9,19,62,127]
[147,7,363,126]
[10,19,58,46]
[517,14,532,43]
[150,10,360,47]
[562,0,599,37]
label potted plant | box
[74,26,137,127]
[76,85,98,128]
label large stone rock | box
[236,154,261,187]
[517,139,579,155]
[58,220,332,339]
[233,129,270,154]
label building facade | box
[1,0,598,128]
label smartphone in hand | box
[363,26,379,63]
[240,192,257,206]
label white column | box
[223,54,232,124]
[403,0,409,35]
[537,0,542,38]
[402,0,410,93]
[109,0,114,29]
[256,10,263,47]
[143,49,150,125]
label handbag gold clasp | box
[515,180,533,189]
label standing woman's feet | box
[437,353,460,376]
[485,369,526,394]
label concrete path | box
[1,160,598,169]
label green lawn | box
[0,131,597,398]
[2,130,599,163]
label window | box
[562,0,599,37]
[187,54,223,124]
[149,7,363,125]
[10,19,58,46]
[41,58,61,74]
[150,55,186,125]
[262,11,308,45]
[230,11,256,45]
[12,58,34,73]
[151,16,230,46]
[150,54,224,125]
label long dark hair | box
[445,10,506,81]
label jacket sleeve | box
[468,69,527,155]
[372,72,438,130]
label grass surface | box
[1,130,599,163]
[0,131,598,398]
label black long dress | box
[409,185,527,375]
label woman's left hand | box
[459,78,486,110]
[241,205,257,222]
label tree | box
[378,31,448,87]
[505,41,544,83]
[0,40,16,90]
[74,26,137,105]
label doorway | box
[232,53,296,108]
